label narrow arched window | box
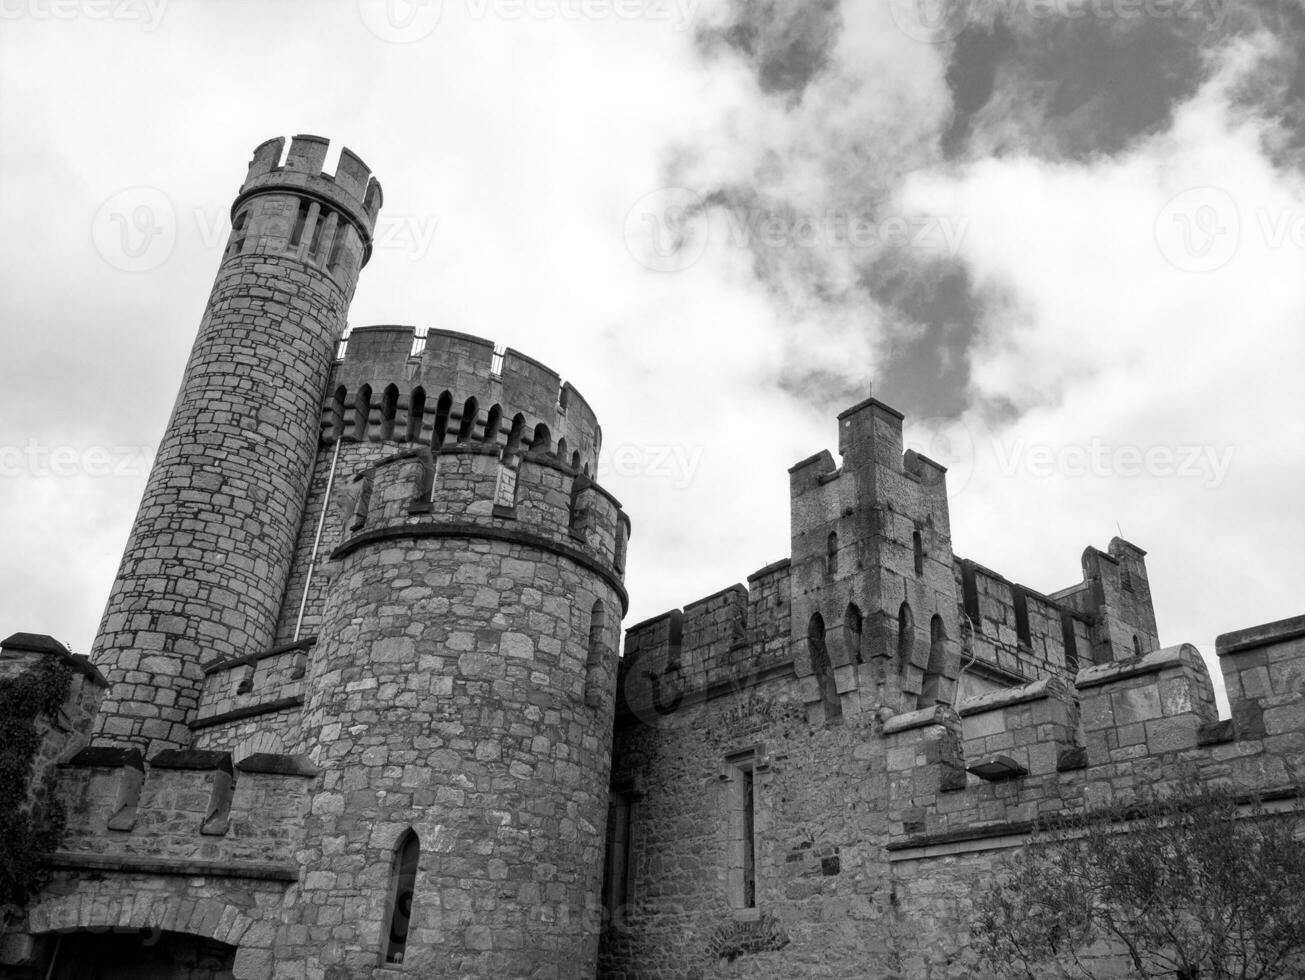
[383,829,420,964]
[457,397,478,441]
[913,530,924,576]
[354,384,372,442]
[826,532,838,578]
[571,450,582,472]
[380,384,399,441]
[531,422,551,455]
[432,391,452,448]
[584,599,606,707]
[844,604,863,665]
[1133,634,1142,656]
[807,613,842,722]
[406,387,426,443]
[483,404,502,445]
[897,602,914,667]
[557,436,569,461]
[921,615,948,707]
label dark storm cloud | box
[1226,0,1305,167]
[695,0,843,99]
[859,255,984,420]
[943,12,1209,161]
[945,0,1305,164]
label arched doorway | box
[43,929,236,980]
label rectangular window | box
[726,751,758,910]
[742,767,756,908]
[309,207,335,261]
[289,199,312,247]
[602,784,635,921]
[1013,586,1032,648]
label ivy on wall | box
[0,658,72,914]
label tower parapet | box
[326,324,602,473]
[273,324,616,645]
[271,328,631,976]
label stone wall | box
[276,431,628,977]
[603,613,1304,980]
[954,559,1090,695]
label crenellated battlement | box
[618,559,792,723]
[238,134,382,233]
[53,747,315,879]
[328,442,629,595]
[325,325,602,476]
[883,616,1305,852]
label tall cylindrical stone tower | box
[90,135,382,753]
[281,327,631,978]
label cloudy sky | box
[1,0,1302,709]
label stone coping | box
[1075,643,1202,690]
[61,747,144,770]
[623,608,679,635]
[747,557,791,582]
[956,677,1069,718]
[148,749,233,775]
[236,753,319,777]
[788,449,835,475]
[960,655,1036,688]
[837,395,904,422]
[0,632,109,687]
[46,851,298,882]
[683,583,749,615]
[887,785,1305,853]
[202,637,316,675]
[191,695,304,731]
[1216,614,1305,657]
[881,704,958,735]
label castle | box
[0,137,1300,980]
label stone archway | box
[21,877,278,979]
[42,930,236,980]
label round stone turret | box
[282,328,630,976]
[89,135,382,754]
